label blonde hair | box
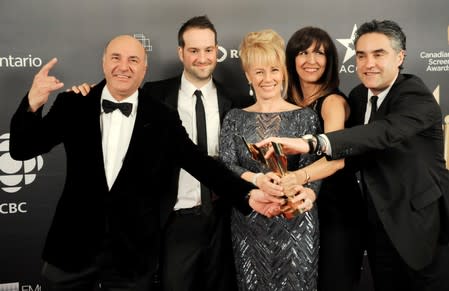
[239,29,288,98]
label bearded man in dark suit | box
[142,15,253,291]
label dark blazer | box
[142,76,251,225]
[326,74,449,270]
[9,80,254,278]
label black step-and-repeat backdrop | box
[1,0,448,290]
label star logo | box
[336,24,358,63]
[433,85,440,104]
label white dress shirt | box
[100,86,138,190]
[174,73,220,210]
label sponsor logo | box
[217,46,239,63]
[433,85,440,104]
[133,33,152,52]
[0,55,43,68]
[0,282,41,291]
[419,51,449,72]
[336,24,358,74]
[0,133,44,194]
[0,202,27,214]
[0,282,19,291]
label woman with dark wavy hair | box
[283,26,364,291]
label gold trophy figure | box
[242,136,302,219]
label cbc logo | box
[0,202,27,214]
[0,133,44,193]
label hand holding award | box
[242,136,303,219]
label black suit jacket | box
[326,74,449,270]
[9,80,254,277]
[142,76,251,226]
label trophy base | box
[280,199,304,220]
[282,209,302,220]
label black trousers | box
[160,201,237,291]
[364,196,449,291]
[317,178,365,291]
[42,262,154,291]
[317,200,365,291]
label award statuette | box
[241,136,302,219]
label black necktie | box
[102,99,133,117]
[194,90,207,152]
[193,90,212,214]
[368,95,378,123]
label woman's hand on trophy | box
[280,172,299,197]
[290,185,316,213]
[281,185,316,218]
[254,172,283,197]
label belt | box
[173,205,202,216]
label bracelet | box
[315,135,322,155]
[252,173,263,186]
[302,134,316,154]
[303,169,311,184]
[306,138,315,154]
[315,134,327,156]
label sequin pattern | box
[219,108,321,291]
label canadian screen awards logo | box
[336,24,358,74]
[0,133,43,193]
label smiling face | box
[245,62,284,101]
[295,42,326,85]
[355,32,404,95]
[178,28,217,87]
[103,35,147,101]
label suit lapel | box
[112,88,152,190]
[165,77,181,109]
[214,79,232,124]
[350,87,369,126]
[376,74,404,116]
[84,80,109,190]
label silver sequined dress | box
[219,107,321,291]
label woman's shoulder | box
[318,90,348,109]
[320,89,347,102]
[223,107,249,123]
[287,106,320,123]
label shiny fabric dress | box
[219,107,321,291]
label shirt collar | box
[180,72,214,98]
[367,75,398,106]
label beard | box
[185,63,216,82]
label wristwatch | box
[301,134,326,156]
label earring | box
[249,83,254,96]
[280,84,286,99]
